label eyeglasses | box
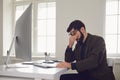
[69,30,77,36]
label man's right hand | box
[68,36,77,48]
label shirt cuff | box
[71,63,77,70]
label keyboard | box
[22,60,61,68]
[33,63,58,68]
[22,61,34,65]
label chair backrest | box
[107,58,114,71]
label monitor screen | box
[15,4,32,61]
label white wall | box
[0,0,12,64]
[0,0,3,65]
[56,0,106,59]
[3,0,12,56]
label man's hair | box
[67,20,85,32]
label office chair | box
[107,58,114,71]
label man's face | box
[69,28,84,42]
[69,29,80,41]
[69,29,77,36]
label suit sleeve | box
[65,46,75,62]
[73,37,106,72]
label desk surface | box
[0,62,67,80]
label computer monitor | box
[15,3,32,61]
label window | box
[13,0,56,56]
[37,2,56,55]
[105,0,120,55]
[16,5,29,21]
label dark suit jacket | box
[65,33,115,80]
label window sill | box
[3,55,56,64]
[107,54,120,58]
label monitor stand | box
[4,37,15,68]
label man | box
[56,20,115,80]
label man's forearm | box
[65,46,75,62]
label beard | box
[77,31,84,45]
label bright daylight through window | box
[105,0,120,56]
[13,0,56,56]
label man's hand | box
[56,61,71,69]
[68,36,77,48]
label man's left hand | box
[56,61,71,69]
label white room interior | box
[0,0,120,80]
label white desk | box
[0,63,67,80]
